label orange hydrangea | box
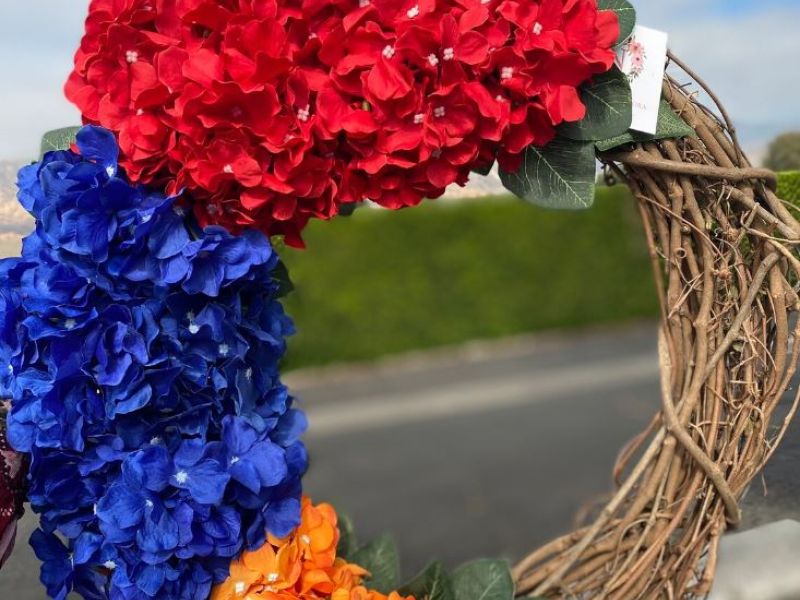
[211,497,415,600]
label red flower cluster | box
[67,0,618,245]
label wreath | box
[1,1,797,599]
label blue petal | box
[136,564,166,597]
[249,440,287,488]
[73,531,102,565]
[175,459,230,505]
[264,496,301,538]
[115,383,152,415]
[97,483,146,531]
[76,126,119,177]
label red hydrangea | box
[66,0,618,246]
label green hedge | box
[280,172,800,369]
[281,186,657,368]
[778,171,800,205]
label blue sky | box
[0,0,798,161]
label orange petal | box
[242,540,279,574]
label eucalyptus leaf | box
[453,559,515,600]
[399,562,455,600]
[272,260,294,299]
[595,101,697,152]
[339,202,359,217]
[472,161,495,177]
[40,126,81,158]
[560,68,632,142]
[351,535,400,594]
[335,511,358,560]
[499,137,597,210]
[598,0,636,46]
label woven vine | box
[513,56,800,599]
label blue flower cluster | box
[0,127,307,600]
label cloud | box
[0,2,84,161]
[0,1,797,162]
[636,2,800,154]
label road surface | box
[1,323,798,597]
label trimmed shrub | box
[765,133,800,172]
[778,171,800,206]
[281,186,658,368]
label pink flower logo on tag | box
[620,37,647,81]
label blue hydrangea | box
[0,126,308,600]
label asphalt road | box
[2,323,798,597]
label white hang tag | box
[617,26,669,135]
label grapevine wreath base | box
[513,59,800,599]
[2,1,799,599]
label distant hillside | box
[0,161,32,236]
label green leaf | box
[453,559,515,600]
[40,126,81,158]
[339,202,359,217]
[499,137,597,210]
[595,101,697,152]
[472,161,495,177]
[351,535,400,594]
[560,68,632,141]
[598,0,636,46]
[335,511,358,561]
[272,260,294,299]
[399,562,455,600]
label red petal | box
[367,59,412,102]
[183,48,223,87]
[456,32,489,65]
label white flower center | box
[136,108,144,116]
[172,205,186,217]
[104,560,117,570]
[406,4,419,18]
[427,53,439,67]
[496,95,506,102]
[188,322,200,335]
[125,50,139,64]
[175,470,189,485]
[382,45,395,59]
[223,164,234,174]
[145,499,154,508]
[500,66,514,80]
[267,573,279,583]
[443,47,455,61]
[150,436,162,446]
[245,367,253,381]
[533,22,543,35]
[413,113,424,124]
[64,318,77,330]
[359,0,370,6]
[297,106,311,122]
[219,343,230,357]
[431,149,443,158]
[230,456,240,465]
[433,106,446,118]
[234,581,247,594]
[300,534,311,545]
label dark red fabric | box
[0,402,26,570]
